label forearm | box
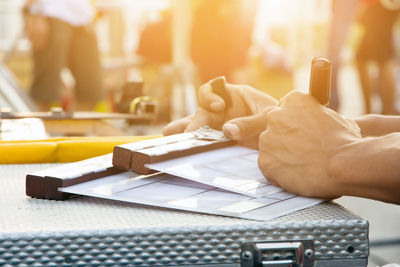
[329,133,400,204]
[354,114,400,137]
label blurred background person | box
[23,0,105,111]
[355,0,400,114]
[136,10,172,65]
[136,9,173,122]
[190,0,258,83]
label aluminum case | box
[0,164,369,267]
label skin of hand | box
[163,82,400,203]
[354,114,400,137]
[25,14,49,52]
[257,91,362,199]
[257,91,400,204]
[163,81,278,149]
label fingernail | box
[210,101,224,111]
[223,123,240,139]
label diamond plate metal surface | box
[0,164,369,266]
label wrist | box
[323,138,361,196]
[328,139,366,191]
[328,135,400,203]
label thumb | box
[198,81,226,112]
[222,108,273,141]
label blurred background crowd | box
[1,0,400,125]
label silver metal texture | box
[0,164,369,266]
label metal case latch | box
[241,239,314,267]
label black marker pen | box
[309,57,332,106]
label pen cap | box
[309,57,331,106]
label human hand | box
[163,80,278,149]
[25,14,49,52]
[258,91,362,199]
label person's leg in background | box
[30,18,73,110]
[68,24,105,111]
[327,0,359,111]
[356,59,372,114]
[379,59,398,115]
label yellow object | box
[0,136,158,164]
[130,96,158,115]
[93,101,111,113]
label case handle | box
[241,239,314,267]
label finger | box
[222,107,275,140]
[162,116,192,136]
[185,108,218,132]
[279,90,318,109]
[198,82,225,112]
